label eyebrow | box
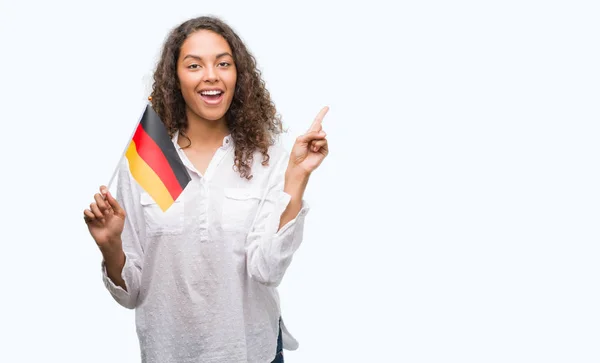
[182,52,233,61]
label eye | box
[187,64,201,69]
[218,62,231,67]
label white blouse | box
[101,131,310,363]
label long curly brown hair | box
[150,16,283,180]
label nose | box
[203,66,218,83]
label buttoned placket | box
[174,133,234,243]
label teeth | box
[201,90,222,96]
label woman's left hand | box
[288,106,330,175]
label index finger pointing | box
[308,106,329,132]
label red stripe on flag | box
[132,124,184,200]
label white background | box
[1,0,599,362]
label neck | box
[180,109,229,150]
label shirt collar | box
[172,130,233,150]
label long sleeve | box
[244,155,311,287]
[101,159,145,309]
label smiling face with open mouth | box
[177,29,237,125]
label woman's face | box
[177,29,237,124]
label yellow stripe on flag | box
[125,141,175,212]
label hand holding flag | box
[84,186,126,252]
[84,102,192,250]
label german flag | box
[125,104,191,212]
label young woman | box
[83,16,329,363]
